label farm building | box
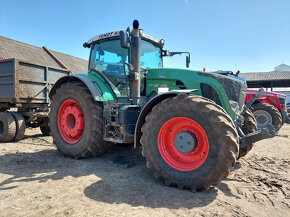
[240,71,290,104]
[240,71,290,89]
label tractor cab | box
[85,31,164,97]
[85,30,190,98]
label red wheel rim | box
[58,99,85,144]
[158,117,209,171]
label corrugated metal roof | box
[240,71,290,81]
[0,36,88,74]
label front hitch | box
[239,124,276,149]
[245,87,264,109]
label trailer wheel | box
[140,95,239,191]
[49,82,111,158]
[250,103,282,131]
[40,118,50,136]
[40,126,51,136]
[0,112,16,142]
[11,112,26,141]
[238,107,257,158]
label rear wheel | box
[239,107,257,158]
[250,103,282,131]
[49,82,111,158]
[141,95,239,191]
[0,112,16,142]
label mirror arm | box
[162,50,191,68]
[162,51,190,58]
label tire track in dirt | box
[231,154,290,210]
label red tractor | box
[246,89,288,130]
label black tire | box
[238,107,257,158]
[40,126,51,136]
[0,112,16,142]
[250,103,282,131]
[280,111,286,125]
[11,112,26,141]
[140,95,239,191]
[39,117,50,136]
[49,82,111,158]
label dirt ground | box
[0,124,289,217]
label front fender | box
[134,89,198,148]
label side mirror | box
[120,31,130,49]
[83,42,90,48]
[186,56,190,68]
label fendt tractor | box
[49,20,275,191]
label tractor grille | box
[219,77,247,110]
[198,71,247,111]
[279,97,286,108]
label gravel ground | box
[0,124,289,217]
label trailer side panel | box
[0,59,15,102]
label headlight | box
[229,100,240,113]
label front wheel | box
[49,82,111,158]
[141,95,239,191]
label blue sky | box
[0,0,289,72]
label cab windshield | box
[89,39,162,97]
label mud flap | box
[240,124,276,149]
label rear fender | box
[134,89,198,148]
[49,73,116,101]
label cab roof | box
[87,30,164,48]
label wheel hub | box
[158,117,209,171]
[256,114,268,125]
[61,106,83,137]
[174,131,195,153]
[58,99,84,144]
[253,110,272,129]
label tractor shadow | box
[0,142,218,209]
[84,148,218,208]
[83,145,218,209]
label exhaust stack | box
[130,20,141,105]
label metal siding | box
[47,68,68,83]
[0,58,71,104]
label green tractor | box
[49,20,275,191]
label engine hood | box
[197,71,247,110]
